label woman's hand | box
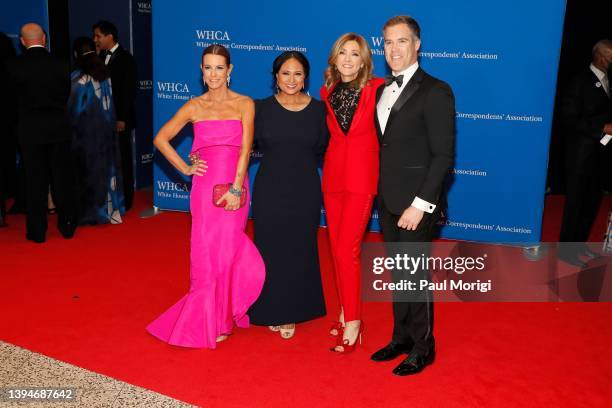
[183,160,207,176]
[216,191,241,211]
[188,153,203,165]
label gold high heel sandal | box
[279,324,295,339]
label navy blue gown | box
[248,96,328,325]
[68,70,125,224]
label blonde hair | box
[324,33,373,90]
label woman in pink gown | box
[146,45,265,349]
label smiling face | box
[201,53,232,90]
[275,58,306,95]
[383,23,421,73]
[334,40,364,82]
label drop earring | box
[226,75,231,87]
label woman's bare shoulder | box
[231,92,254,111]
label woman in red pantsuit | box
[320,33,384,353]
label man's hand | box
[603,123,612,134]
[397,206,424,230]
[116,120,126,132]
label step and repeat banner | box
[152,0,566,244]
[131,0,153,188]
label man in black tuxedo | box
[93,20,137,211]
[371,15,455,376]
[558,40,612,266]
[5,23,76,242]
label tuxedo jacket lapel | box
[107,46,121,66]
[589,71,611,99]
[385,68,425,134]
[375,84,385,140]
[325,81,374,136]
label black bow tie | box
[385,74,404,87]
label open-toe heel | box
[329,321,344,337]
[330,322,363,354]
[279,324,295,339]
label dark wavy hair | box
[72,36,109,81]
[271,51,310,91]
[272,51,310,79]
[92,20,119,42]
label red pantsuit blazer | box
[321,77,385,194]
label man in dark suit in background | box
[5,23,76,242]
[93,20,137,211]
[370,15,455,376]
[558,39,612,266]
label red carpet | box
[1,193,611,407]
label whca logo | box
[157,81,190,93]
[195,30,230,41]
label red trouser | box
[324,191,374,322]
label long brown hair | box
[324,32,373,90]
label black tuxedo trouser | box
[21,141,76,239]
[559,170,602,246]
[0,127,16,201]
[378,196,438,357]
[118,129,134,211]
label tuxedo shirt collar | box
[377,61,420,133]
[392,61,419,90]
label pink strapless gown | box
[147,120,265,348]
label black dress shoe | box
[371,342,412,362]
[58,223,75,239]
[392,352,435,376]
[0,202,7,227]
[26,233,45,244]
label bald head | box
[20,23,46,48]
[592,40,612,72]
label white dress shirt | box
[590,63,609,97]
[104,43,120,65]
[377,62,419,133]
[376,62,436,214]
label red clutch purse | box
[212,183,247,208]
